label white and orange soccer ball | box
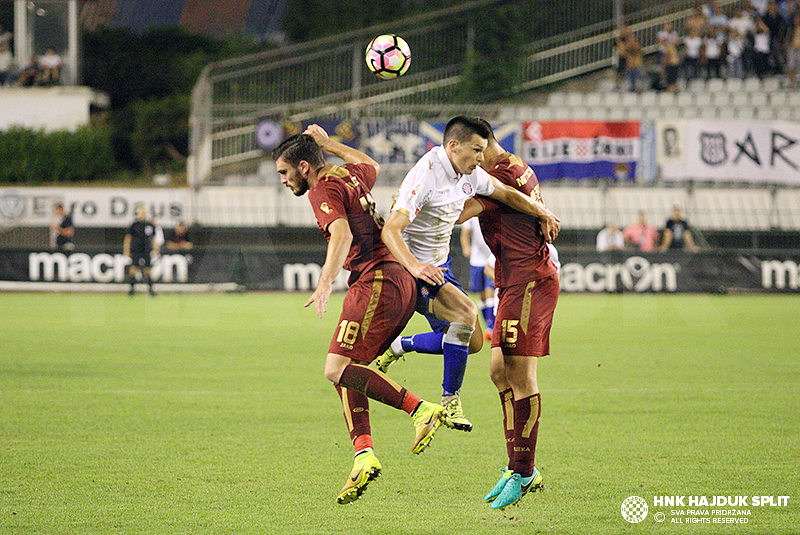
[365,34,411,80]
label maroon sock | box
[499,388,515,465]
[338,363,409,410]
[510,393,541,478]
[335,384,371,449]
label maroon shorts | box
[328,262,416,363]
[492,273,559,357]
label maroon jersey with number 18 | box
[477,153,557,288]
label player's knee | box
[489,363,506,387]
[323,360,345,384]
[468,329,484,353]
[453,294,478,325]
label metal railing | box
[189,0,748,185]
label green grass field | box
[1,292,798,534]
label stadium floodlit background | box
[1,1,798,534]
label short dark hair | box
[443,115,491,145]
[474,117,497,142]
[271,134,325,169]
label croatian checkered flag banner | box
[621,496,648,523]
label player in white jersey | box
[379,116,559,431]
[460,216,496,340]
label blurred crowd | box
[0,26,62,88]
[617,0,800,92]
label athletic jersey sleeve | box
[391,160,435,224]
[474,166,496,196]
[344,162,377,191]
[309,178,348,232]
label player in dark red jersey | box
[457,119,560,510]
[272,125,446,505]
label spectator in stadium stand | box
[0,42,12,86]
[166,221,193,250]
[39,49,61,86]
[272,125,448,505]
[657,21,679,66]
[0,25,11,48]
[17,57,40,87]
[682,27,704,81]
[663,39,682,92]
[615,24,632,89]
[763,1,787,73]
[729,7,756,75]
[727,28,747,79]
[51,203,74,251]
[659,206,701,253]
[596,221,625,252]
[624,36,645,92]
[685,6,708,36]
[703,0,729,27]
[786,13,800,87]
[123,205,159,296]
[703,26,725,79]
[752,18,772,77]
[623,211,659,253]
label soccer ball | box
[365,34,411,80]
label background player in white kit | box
[460,216,495,340]
[379,116,559,431]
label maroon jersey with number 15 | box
[477,153,557,288]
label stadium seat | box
[725,78,744,92]
[695,92,713,107]
[681,107,699,118]
[788,93,800,106]
[750,92,768,107]
[688,79,707,92]
[657,92,676,106]
[588,106,609,120]
[770,92,787,106]
[754,107,776,119]
[775,107,792,121]
[532,107,553,121]
[547,92,567,107]
[607,106,626,120]
[735,106,755,119]
[570,106,590,119]
[602,92,621,107]
[584,93,603,108]
[743,77,761,92]
[718,107,736,120]
[731,93,749,107]
[660,106,681,119]
[566,92,585,107]
[791,107,800,121]
[621,92,639,107]
[676,92,694,107]
[597,79,616,92]
[763,78,781,92]
[640,91,657,106]
[699,106,718,118]
[707,78,725,92]
[710,92,730,106]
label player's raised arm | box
[304,124,380,174]
[382,211,445,286]
[305,217,353,318]
[486,176,561,242]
